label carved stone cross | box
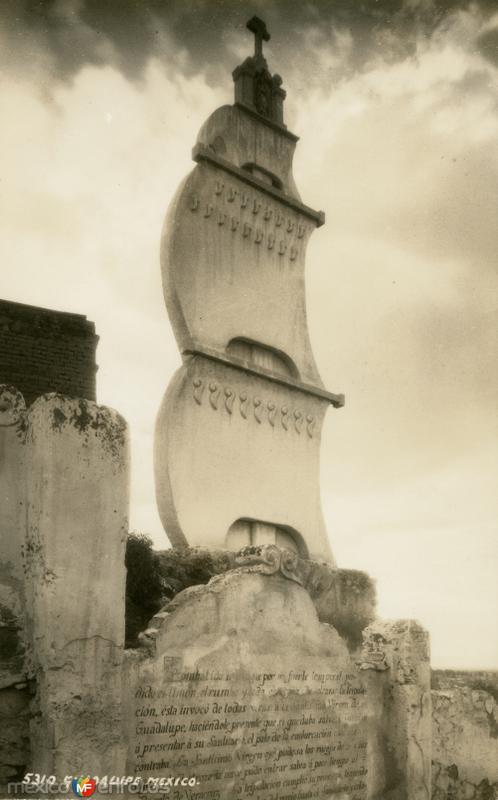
[247,16,270,59]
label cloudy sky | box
[1,0,497,668]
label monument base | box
[122,545,431,800]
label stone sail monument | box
[155,17,344,563]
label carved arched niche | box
[225,518,308,559]
[226,337,298,379]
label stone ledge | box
[192,144,325,226]
[184,345,345,407]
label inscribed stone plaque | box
[124,548,369,800]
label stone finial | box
[247,16,270,59]
[232,16,287,127]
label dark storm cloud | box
[2,0,498,84]
[478,25,498,67]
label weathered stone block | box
[0,386,30,787]
[0,386,27,689]
[432,675,498,800]
[359,619,432,799]
[23,394,129,776]
[124,546,370,799]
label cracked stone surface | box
[0,386,29,788]
[21,394,130,777]
[359,619,432,800]
[432,678,498,800]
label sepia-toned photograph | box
[1,1,497,798]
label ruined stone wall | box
[0,299,98,406]
[0,385,129,790]
[432,670,498,799]
[0,388,30,786]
